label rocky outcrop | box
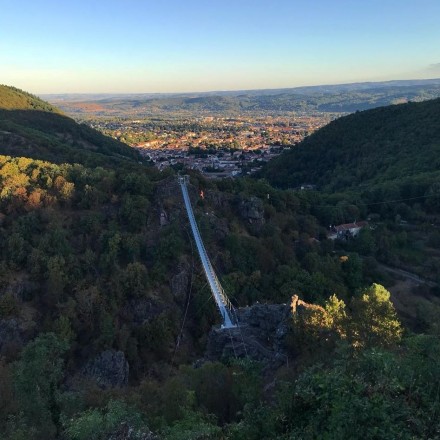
[206,303,290,367]
[81,350,129,389]
[121,299,164,327]
[238,196,265,227]
[170,261,190,303]
[205,190,232,208]
[207,216,230,240]
[154,176,200,225]
[154,177,180,199]
[106,423,159,440]
[291,294,325,316]
[159,209,169,227]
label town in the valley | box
[88,113,339,178]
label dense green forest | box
[259,98,440,286]
[0,86,61,113]
[1,88,440,439]
[260,98,440,191]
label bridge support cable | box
[179,175,236,329]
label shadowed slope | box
[260,98,440,191]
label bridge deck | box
[179,176,236,328]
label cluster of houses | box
[327,221,369,240]
[140,147,284,178]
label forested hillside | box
[260,98,440,191]
[259,98,440,291]
[0,85,61,113]
[1,88,440,439]
[0,85,140,166]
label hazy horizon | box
[36,77,440,98]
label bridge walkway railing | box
[179,175,235,328]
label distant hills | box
[43,78,440,117]
[0,85,140,165]
[259,98,440,191]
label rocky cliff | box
[206,303,290,368]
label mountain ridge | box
[0,85,140,166]
[43,79,440,116]
[259,97,440,191]
[0,85,61,113]
[41,78,440,100]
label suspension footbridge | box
[178,175,236,329]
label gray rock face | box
[238,196,265,224]
[107,423,159,440]
[154,177,180,199]
[208,216,230,240]
[159,209,169,227]
[206,303,290,367]
[121,299,163,326]
[82,350,129,389]
[206,190,232,208]
[170,262,190,302]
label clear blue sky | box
[1,0,440,93]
